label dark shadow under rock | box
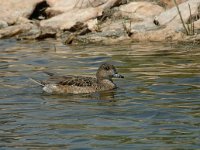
[29,1,50,20]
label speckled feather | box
[42,75,97,87]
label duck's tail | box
[29,78,45,87]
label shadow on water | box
[0,39,200,149]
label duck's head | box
[96,63,124,80]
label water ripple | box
[0,40,199,149]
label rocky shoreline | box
[0,0,200,45]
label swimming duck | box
[30,63,124,94]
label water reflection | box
[0,39,199,149]
[40,89,117,102]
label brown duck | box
[30,63,124,94]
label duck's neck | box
[97,77,113,83]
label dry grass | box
[173,0,195,35]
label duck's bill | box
[113,73,124,78]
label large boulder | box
[0,23,34,38]
[40,0,124,30]
[155,0,200,26]
[45,0,108,17]
[99,2,164,40]
[0,0,43,25]
[129,0,200,42]
[118,2,164,21]
[40,7,102,30]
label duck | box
[30,63,124,94]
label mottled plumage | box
[31,63,124,94]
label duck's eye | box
[104,66,110,70]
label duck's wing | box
[44,75,97,87]
[60,76,97,87]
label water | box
[0,39,199,149]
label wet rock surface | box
[0,0,200,44]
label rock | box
[45,0,76,17]
[40,7,102,30]
[0,0,43,25]
[17,24,41,40]
[130,26,185,42]
[17,24,58,40]
[0,23,34,38]
[97,2,164,41]
[45,0,108,17]
[195,20,200,30]
[0,21,8,29]
[40,0,124,30]
[159,0,187,9]
[16,17,32,25]
[75,31,130,44]
[118,2,164,21]
[128,0,200,42]
[155,0,200,26]
[86,19,98,31]
[61,22,91,44]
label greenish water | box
[0,39,199,149]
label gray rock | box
[0,21,8,29]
